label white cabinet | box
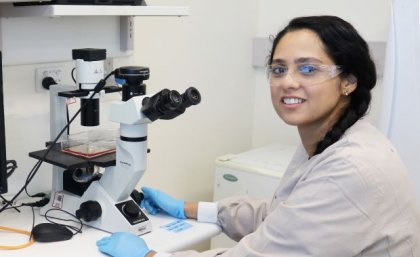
[211,144,296,249]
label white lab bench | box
[0,206,221,256]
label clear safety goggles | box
[267,63,342,87]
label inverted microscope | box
[29,48,201,235]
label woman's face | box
[270,29,352,133]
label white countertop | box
[0,206,221,256]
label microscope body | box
[41,89,153,235]
[80,95,153,234]
[38,56,201,235]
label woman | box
[97,16,420,257]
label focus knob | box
[122,201,140,218]
[75,200,102,222]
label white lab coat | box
[161,119,420,257]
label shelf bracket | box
[120,16,134,51]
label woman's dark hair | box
[268,16,377,155]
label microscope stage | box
[29,144,116,169]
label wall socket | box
[35,67,63,93]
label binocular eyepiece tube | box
[114,66,201,121]
[141,87,201,122]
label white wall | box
[251,0,392,148]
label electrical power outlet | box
[35,67,63,92]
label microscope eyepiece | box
[158,90,182,113]
[141,89,182,121]
[181,87,201,108]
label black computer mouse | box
[31,223,73,242]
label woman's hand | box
[96,232,153,257]
[140,187,186,219]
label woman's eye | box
[272,66,287,75]
[299,64,318,74]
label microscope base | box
[40,182,152,235]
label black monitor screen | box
[0,51,8,194]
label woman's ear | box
[347,75,357,84]
[341,75,357,96]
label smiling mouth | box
[282,97,305,104]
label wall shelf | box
[0,4,189,65]
[0,4,189,18]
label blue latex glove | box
[140,186,186,219]
[96,232,152,257]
